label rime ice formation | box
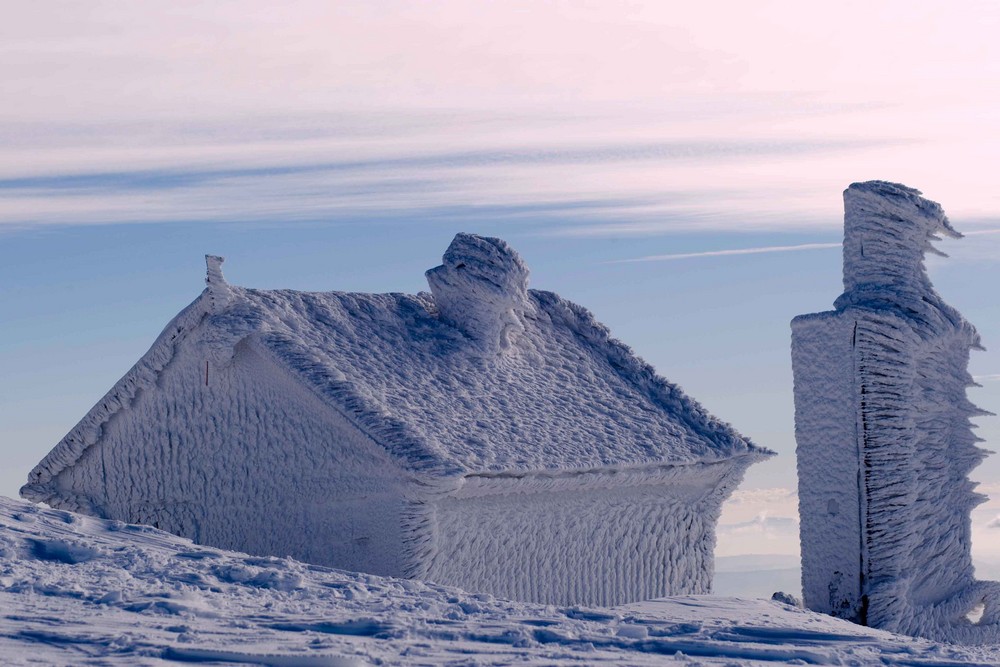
[792,181,999,644]
[21,234,771,606]
[204,254,232,312]
[425,233,532,354]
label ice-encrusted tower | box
[791,181,1000,643]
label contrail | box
[612,242,841,264]
[610,226,1000,264]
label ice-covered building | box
[22,233,770,606]
[792,182,1000,643]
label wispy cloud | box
[0,139,895,196]
[604,225,1000,262]
[719,487,800,525]
[974,374,1000,383]
[715,511,800,558]
[930,226,1000,264]
[0,130,894,231]
[3,1,1000,239]
[610,242,841,264]
[720,512,799,532]
[724,488,797,506]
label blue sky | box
[3,0,1000,562]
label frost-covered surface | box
[4,496,1000,666]
[20,234,769,605]
[43,337,408,578]
[24,233,766,488]
[425,233,532,354]
[423,461,749,605]
[792,181,999,643]
[790,314,862,616]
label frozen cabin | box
[22,233,770,606]
[792,182,1000,643]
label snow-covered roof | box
[24,234,768,493]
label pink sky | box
[3,1,999,227]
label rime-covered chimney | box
[426,233,531,353]
[838,181,959,309]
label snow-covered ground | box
[2,496,999,665]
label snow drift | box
[4,494,999,665]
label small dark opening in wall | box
[455,262,466,269]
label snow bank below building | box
[2,495,999,665]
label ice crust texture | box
[20,233,769,606]
[425,232,532,354]
[792,181,1000,644]
[4,495,1000,666]
[24,232,763,486]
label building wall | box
[794,306,988,638]
[791,311,865,621]
[51,334,408,576]
[420,464,738,606]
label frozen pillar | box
[791,305,862,620]
[791,181,1000,643]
